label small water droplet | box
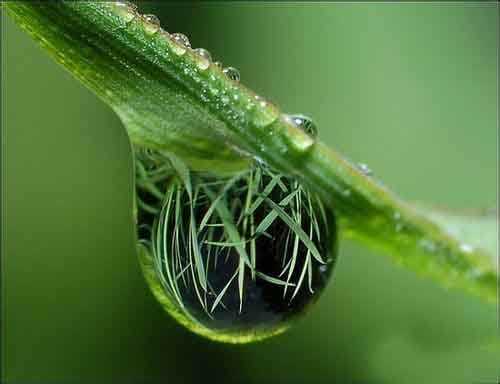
[192,48,211,70]
[459,243,474,253]
[171,32,191,48]
[357,163,373,176]
[213,61,223,68]
[115,1,137,11]
[200,88,210,102]
[113,1,137,22]
[142,14,160,34]
[286,114,318,138]
[223,67,240,82]
[194,48,212,62]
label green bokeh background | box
[2,3,498,383]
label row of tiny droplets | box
[113,1,318,139]
[112,3,483,268]
[113,4,375,187]
[113,2,240,80]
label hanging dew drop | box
[223,67,240,82]
[134,149,338,343]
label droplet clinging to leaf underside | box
[135,149,338,342]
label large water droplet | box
[135,151,337,343]
[223,67,240,82]
[286,114,318,138]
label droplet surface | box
[171,32,191,48]
[419,238,437,253]
[357,163,373,176]
[213,61,223,68]
[193,48,211,70]
[113,1,137,22]
[286,114,318,138]
[194,48,212,62]
[135,150,337,343]
[114,1,137,11]
[223,67,240,82]
[142,14,160,34]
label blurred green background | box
[2,3,498,383]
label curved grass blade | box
[5,2,497,304]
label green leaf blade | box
[5,1,497,306]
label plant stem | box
[4,1,497,304]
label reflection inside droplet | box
[134,149,338,343]
[223,67,240,82]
